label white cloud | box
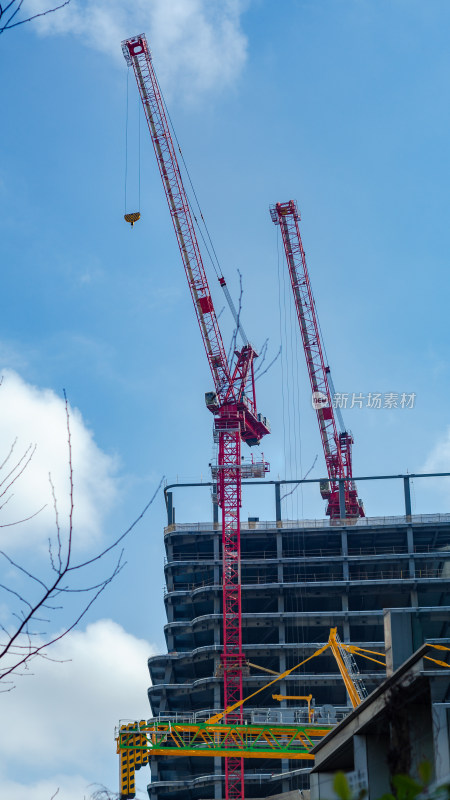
[0,774,95,800]
[423,426,450,473]
[29,0,248,97]
[0,369,119,552]
[421,426,450,508]
[0,619,155,797]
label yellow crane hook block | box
[124,212,141,227]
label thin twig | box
[0,386,163,685]
[227,269,244,370]
[255,345,282,381]
[0,504,46,527]
[280,455,318,501]
[0,443,36,497]
[67,477,164,572]
[0,438,18,472]
[0,0,71,34]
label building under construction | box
[146,479,450,800]
[118,34,450,800]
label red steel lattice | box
[123,34,270,800]
[218,424,244,799]
[272,200,362,519]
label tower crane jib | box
[271,200,363,519]
[122,33,270,800]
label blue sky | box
[1,1,450,797]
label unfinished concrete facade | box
[146,497,450,800]
[309,641,450,800]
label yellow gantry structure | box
[116,632,450,798]
[117,719,332,798]
[118,718,331,760]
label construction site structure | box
[118,628,396,796]
[120,32,450,800]
[146,483,450,800]
[271,200,363,519]
[122,33,270,800]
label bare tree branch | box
[0,443,37,498]
[0,504,46,527]
[0,391,164,686]
[255,344,282,381]
[0,0,71,34]
[227,269,244,371]
[280,455,318,502]
[88,785,121,800]
[0,437,18,472]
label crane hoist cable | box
[124,69,141,228]
[124,52,246,355]
[122,34,271,800]
[271,200,364,519]
[149,64,249,349]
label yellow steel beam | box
[147,747,316,760]
[328,628,361,709]
[248,661,280,676]
[207,643,330,724]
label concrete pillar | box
[366,734,390,798]
[278,595,285,641]
[278,594,287,697]
[404,476,412,518]
[214,756,222,799]
[166,491,174,525]
[407,526,415,579]
[339,480,346,519]
[353,733,368,779]
[166,599,174,623]
[275,482,282,526]
[164,661,172,683]
[165,539,174,562]
[276,529,284,585]
[281,762,290,793]
[341,594,351,642]
[341,530,349,579]
[214,681,221,712]
[310,770,337,800]
[166,569,174,592]
[214,593,221,645]
[341,530,350,640]
[432,704,450,782]
[384,609,424,674]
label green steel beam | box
[117,720,333,760]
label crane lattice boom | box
[122,35,230,394]
[122,33,270,800]
[271,200,363,519]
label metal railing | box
[165,566,448,594]
[165,543,449,563]
[150,704,353,727]
[164,472,450,527]
[165,512,450,535]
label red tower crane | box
[270,200,363,519]
[122,34,270,800]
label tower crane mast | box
[122,34,270,800]
[271,200,363,519]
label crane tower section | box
[271,200,363,519]
[122,33,270,800]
